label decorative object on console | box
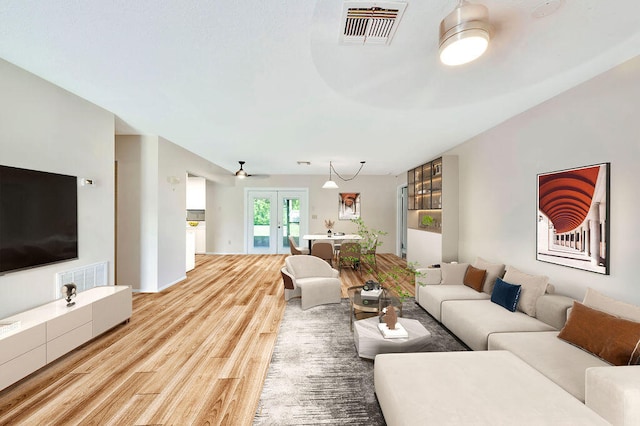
[537,163,610,275]
[61,283,77,307]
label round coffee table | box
[347,285,402,330]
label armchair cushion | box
[285,255,338,279]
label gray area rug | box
[253,298,468,425]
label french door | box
[246,189,308,254]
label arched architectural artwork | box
[536,163,610,274]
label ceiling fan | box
[234,161,269,179]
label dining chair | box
[338,241,361,274]
[288,236,310,255]
[311,241,334,266]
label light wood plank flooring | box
[0,253,414,425]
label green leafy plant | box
[421,214,434,227]
[349,217,423,303]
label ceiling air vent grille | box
[341,2,407,45]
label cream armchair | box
[282,255,341,310]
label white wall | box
[446,56,640,305]
[208,174,399,254]
[0,59,115,318]
[115,135,230,292]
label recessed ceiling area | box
[0,0,638,177]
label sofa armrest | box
[415,268,442,304]
[415,268,442,286]
[586,366,640,426]
[535,294,575,329]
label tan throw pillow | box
[441,263,470,285]
[502,266,548,317]
[558,302,640,366]
[583,288,640,322]
[473,257,506,295]
[463,265,487,292]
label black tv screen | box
[0,165,78,274]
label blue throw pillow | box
[491,277,521,312]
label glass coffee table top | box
[347,285,402,329]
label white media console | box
[0,285,132,391]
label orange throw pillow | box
[558,301,640,366]
[463,265,487,292]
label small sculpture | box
[384,305,398,330]
[380,305,398,330]
[61,283,77,307]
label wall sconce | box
[167,176,181,191]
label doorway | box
[398,185,408,259]
[246,189,308,254]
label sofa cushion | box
[473,257,506,295]
[463,265,486,292]
[441,299,556,351]
[490,277,521,312]
[503,266,549,317]
[374,351,608,426]
[417,284,490,322]
[441,262,469,285]
[583,287,640,322]
[558,301,640,366]
[488,331,610,402]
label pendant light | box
[321,161,366,189]
[439,0,491,66]
[322,162,339,189]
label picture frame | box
[536,163,610,275]
[339,192,360,220]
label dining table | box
[302,233,362,252]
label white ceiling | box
[0,0,639,177]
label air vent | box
[341,2,407,45]
[56,261,108,298]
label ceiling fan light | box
[235,161,248,178]
[439,1,491,66]
[322,179,339,189]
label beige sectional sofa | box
[374,259,640,425]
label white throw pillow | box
[473,257,506,295]
[441,263,470,285]
[503,266,549,317]
[583,287,640,322]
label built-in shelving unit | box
[406,156,459,266]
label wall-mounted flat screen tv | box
[0,165,78,275]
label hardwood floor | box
[0,253,414,426]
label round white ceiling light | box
[439,1,491,66]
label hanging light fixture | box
[235,161,248,179]
[322,161,366,189]
[439,0,491,66]
[322,161,339,189]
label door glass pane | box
[253,197,271,248]
[283,197,301,249]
